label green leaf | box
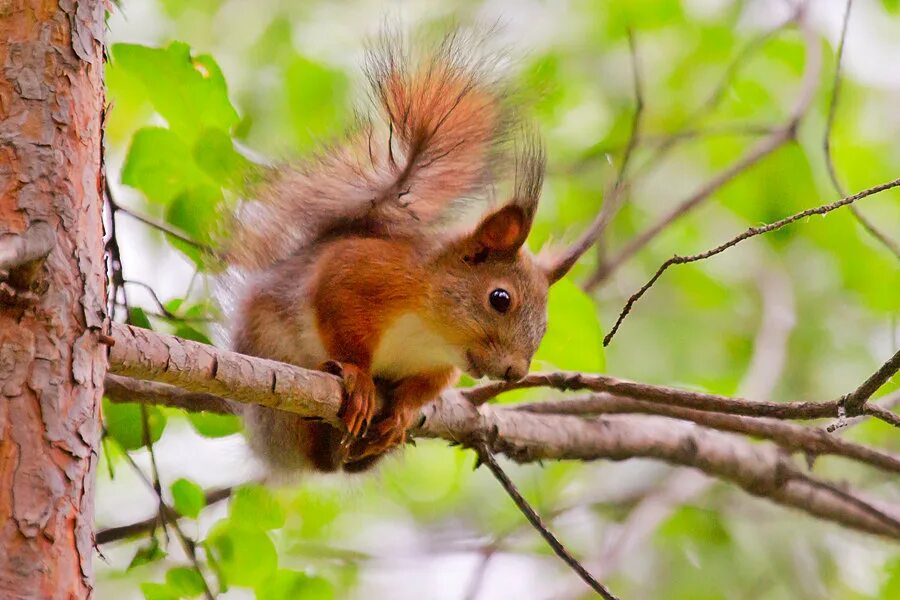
[187,412,242,438]
[285,56,349,151]
[140,583,178,600]
[105,59,153,144]
[165,185,222,265]
[230,484,285,531]
[659,506,731,547]
[206,520,278,587]
[533,277,605,372]
[112,43,239,141]
[122,127,209,204]
[193,127,251,187]
[882,0,900,13]
[173,324,213,345]
[255,570,334,600]
[128,306,153,330]
[166,567,207,598]
[103,398,167,451]
[128,537,166,570]
[171,478,205,519]
[383,440,467,517]
[882,558,900,598]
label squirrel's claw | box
[350,409,414,460]
[321,361,377,441]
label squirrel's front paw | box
[321,360,377,441]
[350,407,415,460]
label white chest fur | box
[372,313,464,379]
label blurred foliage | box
[99,0,899,598]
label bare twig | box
[585,16,821,289]
[545,29,644,283]
[462,543,498,600]
[123,280,179,319]
[628,8,800,181]
[590,266,796,579]
[115,444,215,600]
[831,391,900,432]
[110,196,210,252]
[822,0,900,258]
[842,349,900,415]
[603,177,900,345]
[511,393,900,474]
[474,443,619,600]
[104,374,234,415]
[114,302,216,325]
[465,372,832,419]
[96,486,234,545]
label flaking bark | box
[0,1,106,598]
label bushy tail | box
[225,28,517,271]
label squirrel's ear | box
[472,205,529,253]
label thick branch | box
[417,395,900,538]
[103,326,900,539]
[107,322,344,424]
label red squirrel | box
[224,31,555,473]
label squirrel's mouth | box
[464,350,485,379]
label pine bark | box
[0,1,106,598]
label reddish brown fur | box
[227,30,550,474]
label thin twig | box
[822,0,900,258]
[786,469,900,535]
[463,370,898,428]
[474,444,619,600]
[545,29,644,283]
[117,446,216,600]
[104,181,128,322]
[96,486,235,545]
[828,391,900,432]
[113,301,215,324]
[603,177,900,345]
[124,279,178,319]
[462,543,498,600]
[510,393,900,474]
[585,14,821,289]
[842,349,900,415]
[114,203,210,252]
[628,9,800,182]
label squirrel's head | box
[427,144,550,382]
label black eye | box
[489,288,511,313]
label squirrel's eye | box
[489,288,511,313]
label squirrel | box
[223,30,557,473]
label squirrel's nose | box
[503,361,528,382]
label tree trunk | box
[0,1,106,598]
